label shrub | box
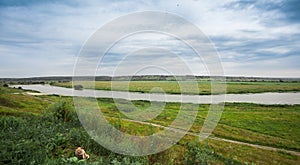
[46,99,76,122]
[0,116,50,164]
[2,84,9,87]
[74,85,83,90]
[184,141,215,164]
[0,116,24,130]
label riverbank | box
[53,81,300,95]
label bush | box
[74,85,83,90]
[0,116,50,164]
[46,99,76,122]
[0,116,24,130]
[2,84,9,87]
[184,141,215,164]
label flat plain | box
[54,81,300,95]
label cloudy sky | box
[0,0,299,78]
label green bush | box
[183,141,242,165]
[0,116,24,131]
[46,99,76,122]
[0,116,52,164]
[74,85,83,90]
[0,115,92,164]
[184,141,214,164]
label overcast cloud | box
[0,0,299,77]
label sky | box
[0,0,299,78]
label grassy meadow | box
[1,85,300,164]
[54,81,300,95]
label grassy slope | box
[1,86,299,164]
[54,81,300,95]
[0,87,55,116]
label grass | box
[97,98,300,152]
[0,87,55,116]
[1,85,300,164]
[54,80,300,95]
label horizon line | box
[1,75,300,79]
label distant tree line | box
[0,75,299,83]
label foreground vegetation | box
[54,81,300,95]
[1,85,299,164]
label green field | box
[54,81,300,95]
[98,99,300,152]
[1,85,299,164]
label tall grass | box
[1,97,231,164]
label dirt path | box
[114,117,300,156]
[209,136,300,156]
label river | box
[11,84,300,105]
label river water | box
[11,84,300,105]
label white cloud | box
[0,0,299,77]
